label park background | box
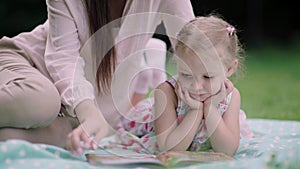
[1,0,299,120]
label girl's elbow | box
[214,139,239,157]
[156,138,169,152]
[226,139,240,156]
[157,143,168,152]
[157,140,188,152]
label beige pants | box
[0,38,61,129]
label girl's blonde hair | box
[175,14,245,77]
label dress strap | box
[165,76,177,89]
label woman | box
[0,0,194,154]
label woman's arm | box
[45,0,95,115]
[204,87,241,156]
[160,0,195,48]
[154,82,203,151]
[46,0,108,153]
[66,99,108,154]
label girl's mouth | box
[190,93,207,101]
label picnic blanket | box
[1,119,299,169]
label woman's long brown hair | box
[84,0,116,95]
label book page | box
[86,153,164,166]
[86,150,234,167]
[157,151,235,167]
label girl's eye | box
[203,75,213,79]
[180,72,192,77]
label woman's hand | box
[66,100,108,154]
[175,83,203,111]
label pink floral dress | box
[111,77,253,154]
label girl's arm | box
[154,82,203,151]
[204,87,241,156]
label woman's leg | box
[131,38,167,106]
[0,116,77,148]
[144,38,167,88]
[0,39,77,147]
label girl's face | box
[176,49,230,102]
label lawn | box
[165,42,300,121]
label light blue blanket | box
[1,119,299,169]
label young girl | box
[114,15,253,156]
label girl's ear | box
[226,59,238,77]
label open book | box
[86,150,234,168]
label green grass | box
[165,43,300,121]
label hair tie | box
[226,26,235,36]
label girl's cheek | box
[211,81,222,93]
[178,80,190,90]
[177,78,185,86]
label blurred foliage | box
[190,0,300,49]
[235,42,300,120]
[0,0,47,38]
[1,0,299,48]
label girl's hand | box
[175,83,203,111]
[224,79,234,95]
[66,100,108,154]
[203,82,226,117]
[203,79,234,118]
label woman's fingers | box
[81,119,108,150]
[68,100,109,154]
[66,127,84,154]
[66,124,97,154]
[90,128,107,150]
[79,125,92,149]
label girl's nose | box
[191,78,203,90]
